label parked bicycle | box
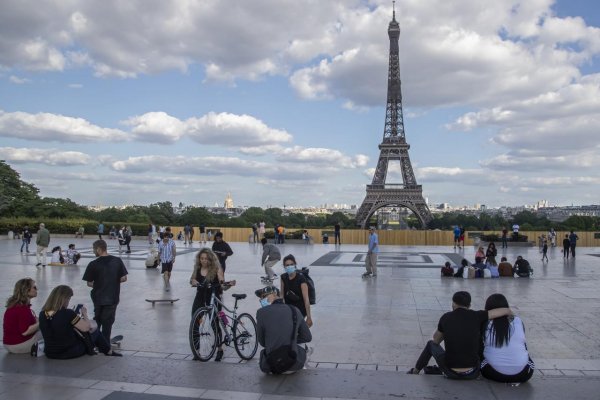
[189,282,258,361]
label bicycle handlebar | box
[191,280,236,290]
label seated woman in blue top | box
[39,285,122,359]
[480,294,534,383]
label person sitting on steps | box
[407,291,512,379]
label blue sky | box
[1,0,599,209]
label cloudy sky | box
[1,0,599,209]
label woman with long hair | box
[486,242,498,265]
[38,285,121,359]
[190,248,235,361]
[481,294,534,383]
[3,278,40,353]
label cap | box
[254,286,280,298]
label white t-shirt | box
[512,224,520,233]
[483,316,529,375]
[50,250,62,264]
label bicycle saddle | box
[232,293,247,299]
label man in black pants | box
[334,222,341,245]
[407,291,512,379]
[82,240,128,343]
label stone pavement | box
[1,236,599,399]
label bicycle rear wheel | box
[189,308,218,361]
[233,313,258,360]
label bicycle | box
[189,282,258,362]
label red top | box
[3,304,36,345]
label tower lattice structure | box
[356,8,432,229]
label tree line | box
[1,160,598,232]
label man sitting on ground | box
[407,291,512,379]
[498,257,513,277]
[255,286,312,374]
[513,256,533,278]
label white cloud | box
[0,147,90,166]
[9,75,30,84]
[416,167,486,183]
[0,110,129,142]
[186,112,292,146]
[123,111,186,143]
[68,83,83,89]
[275,146,368,168]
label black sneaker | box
[35,263,41,267]
[215,349,224,362]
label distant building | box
[224,192,234,209]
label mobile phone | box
[74,304,83,314]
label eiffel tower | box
[356,6,432,229]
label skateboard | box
[110,335,123,347]
[145,298,180,306]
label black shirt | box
[281,272,307,317]
[437,308,488,368]
[39,308,85,359]
[334,224,340,232]
[82,255,128,306]
[211,241,233,271]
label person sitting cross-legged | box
[39,285,122,359]
[407,291,512,379]
[255,286,312,374]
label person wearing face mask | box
[255,286,312,374]
[280,254,313,328]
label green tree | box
[0,160,40,216]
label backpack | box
[298,267,316,305]
[266,305,298,374]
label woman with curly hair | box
[190,248,235,361]
[480,293,534,383]
[3,278,40,353]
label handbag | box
[266,305,298,374]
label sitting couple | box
[407,291,534,383]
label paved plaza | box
[1,236,599,399]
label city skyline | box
[1,1,599,209]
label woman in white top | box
[481,294,534,383]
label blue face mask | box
[259,298,270,308]
[285,265,296,275]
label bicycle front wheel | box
[233,313,258,360]
[189,308,218,361]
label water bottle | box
[218,311,229,326]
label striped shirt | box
[158,239,176,263]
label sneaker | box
[215,349,224,362]
[372,274,377,277]
[106,351,123,357]
[304,345,314,364]
[406,367,419,374]
[35,263,41,267]
[362,272,371,278]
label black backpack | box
[298,267,316,305]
